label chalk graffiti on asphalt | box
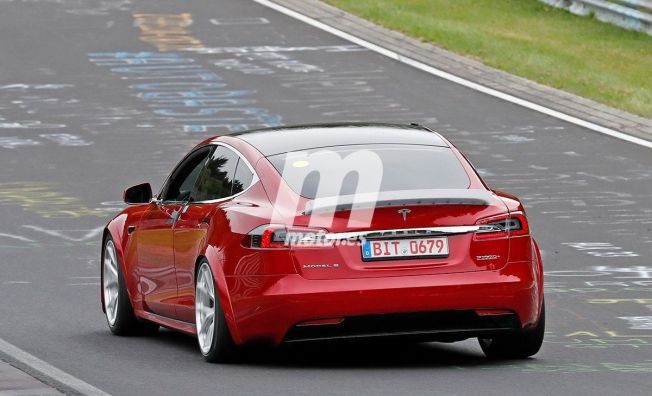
[22,225,104,242]
[202,46,339,75]
[545,330,652,349]
[619,313,652,330]
[0,134,92,149]
[0,226,104,249]
[39,133,92,146]
[0,83,74,91]
[0,120,66,129]
[479,361,652,373]
[0,182,112,218]
[0,82,94,149]
[133,13,203,52]
[277,71,430,120]
[0,0,130,15]
[0,137,41,149]
[562,242,639,258]
[546,266,652,278]
[88,51,283,133]
[544,265,652,351]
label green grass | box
[326,0,652,118]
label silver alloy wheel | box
[195,263,216,355]
[103,240,119,326]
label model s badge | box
[398,208,411,222]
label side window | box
[194,146,239,201]
[231,159,254,195]
[162,148,210,202]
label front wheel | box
[102,236,159,336]
[478,300,545,359]
[195,261,236,362]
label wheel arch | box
[532,238,545,321]
[100,227,111,313]
[102,215,141,314]
[195,248,243,344]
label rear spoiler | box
[303,189,494,215]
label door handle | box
[127,225,136,234]
[167,210,180,225]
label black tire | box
[195,260,237,363]
[478,300,545,359]
[102,235,159,336]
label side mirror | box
[124,183,152,204]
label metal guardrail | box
[540,0,652,35]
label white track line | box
[253,0,652,150]
[0,337,111,396]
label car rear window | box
[267,144,470,199]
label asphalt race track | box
[1,1,651,395]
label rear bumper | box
[225,261,541,345]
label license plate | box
[362,237,449,261]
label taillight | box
[245,224,331,249]
[259,227,287,248]
[474,212,529,240]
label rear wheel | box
[103,236,159,336]
[195,260,236,362]
[478,301,545,359]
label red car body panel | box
[226,263,540,345]
[102,124,544,346]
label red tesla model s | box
[101,123,544,362]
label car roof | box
[224,123,450,156]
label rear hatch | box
[290,190,509,280]
[259,142,510,280]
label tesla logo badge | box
[398,208,411,222]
